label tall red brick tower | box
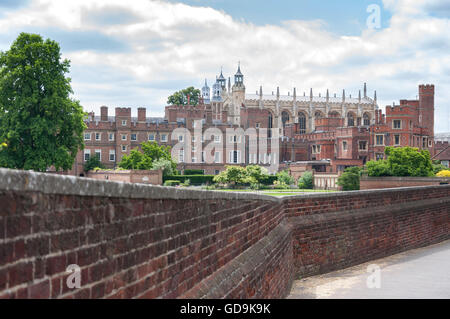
[418,84,435,137]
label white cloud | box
[0,0,449,132]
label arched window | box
[363,113,370,126]
[348,112,355,127]
[268,112,273,138]
[282,111,290,127]
[298,112,306,134]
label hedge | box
[163,175,214,185]
[183,169,204,175]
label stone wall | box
[0,168,449,299]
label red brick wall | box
[286,186,450,277]
[0,169,291,299]
[0,169,449,299]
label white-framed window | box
[109,150,115,162]
[376,153,384,161]
[214,151,221,163]
[428,139,433,147]
[122,145,127,152]
[160,134,167,142]
[121,134,127,141]
[393,120,402,129]
[394,134,400,146]
[131,133,137,141]
[95,132,101,141]
[84,149,91,161]
[179,149,184,163]
[121,120,127,126]
[84,133,91,141]
[229,135,234,143]
[108,133,115,141]
[192,146,197,153]
[95,149,101,161]
[376,134,384,146]
[178,135,184,142]
[256,123,260,129]
[214,135,221,143]
[148,134,155,141]
[192,136,196,143]
[342,141,348,151]
[192,157,196,163]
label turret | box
[201,79,210,104]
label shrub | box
[276,170,295,186]
[298,171,314,189]
[84,156,105,172]
[436,170,450,177]
[164,180,180,187]
[432,161,448,175]
[337,166,361,191]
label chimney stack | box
[100,106,108,121]
[138,108,146,122]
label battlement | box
[419,84,435,94]
[115,107,132,117]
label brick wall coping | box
[361,176,450,182]
[1,168,449,202]
[0,168,277,202]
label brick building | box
[287,84,436,172]
[67,64,437,177]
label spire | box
[310,88,313,100]
[259,85,263,97]
[293,87,297,99]
[342,89,346,102]
[228,77,231,92]
[276,86,280,98]
[326,89,329,101]
[364,83,367,98]
[358,90,361,102]
[374,90,377,102]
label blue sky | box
[167,0,392,35]
[0,0,449,132]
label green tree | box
[213,166,248,188]
[152,158,176,176]
[385,146,433,177]
[366,160,392,177]
[167,86,201,106]
[276,170,295,186]
[0,33,86,172]
[245,165,269,184]
[298,171,314,189]
[83,156,105,172]
[118,148,147,170]
[337,167,361,191]
[118,141,177,174]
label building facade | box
[68,65,437,178]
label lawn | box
[211,188,338,197]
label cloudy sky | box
[0,0,449,132]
